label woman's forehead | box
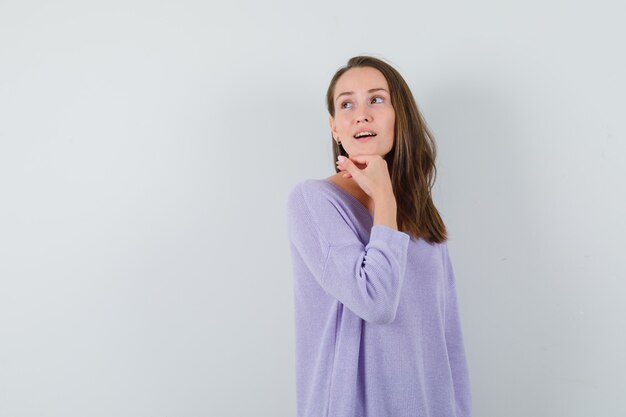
[335,67,389,98]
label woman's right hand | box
[336,154,393,200]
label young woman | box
[286,56,472,417]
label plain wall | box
[1,0,624,416]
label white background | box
[1,1,625,416]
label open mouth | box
[354,132,377,142]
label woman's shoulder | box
[287,175,376,229]
[287,176,336,201]
[285,177,350,230]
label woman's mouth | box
[356,135,375,143]
[354,131,377,143]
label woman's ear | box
[329,116,337,138]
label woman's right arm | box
[372,188,399,231]
[286,181,410,325]
[336,154,399,230]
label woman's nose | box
[356,113,371,123]
[355,101,372,123]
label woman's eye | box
[341,97,382,109]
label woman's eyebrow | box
[336,88,389,101]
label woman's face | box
[329,66,395,158]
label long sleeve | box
[442,242,473,417]
[286,181,410,325]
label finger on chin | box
[348,154,369,163]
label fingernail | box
[337,155,347,163]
